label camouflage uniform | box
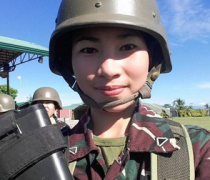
[68,104,210,180]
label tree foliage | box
[172,98,207,117]
[0,84,18,99]
[173,98,186,111]
[160,110,170,118]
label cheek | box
[126,52,149,88]
[72,57,96,85]
[48,104,56,112]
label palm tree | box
[173,98,186,117]
[173,98,185,111]
[185,104,193,116]
[204,104,210,116]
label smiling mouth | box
[96,86,125,96]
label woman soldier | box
[49,0,210,179]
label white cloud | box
[159,0,210,41]
[170,42,184,47]
[199,83,210,89]
[199,102,207,105]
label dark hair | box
[141,32,164,71]
[57,27,163,74]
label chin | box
[105,100,135,113]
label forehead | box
[73,26,144,42]
[82,26,136,34]
[38,100,54,104]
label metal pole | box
[7,72,10,95]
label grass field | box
[170,116,210,130]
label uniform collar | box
[68,104,180,162]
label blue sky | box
[0,0,210,107]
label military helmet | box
[49,0,172,76]
[0,94,15,112]
[32,87,62,109]
[49,0,172,109]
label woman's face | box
[38,100,56,118]
[72,27,149,112]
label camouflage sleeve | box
[185,125,210,180]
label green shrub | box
[200,109,207,117]
[179,110,186,117]
[187,111,192,117]
[160,111,170,118]
[177,109,207,117]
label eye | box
[80,48,98,54]
[120,44,136,51]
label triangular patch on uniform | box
[69,146,78,155]
[156,137,168,147]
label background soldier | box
[31,87,70,135]
[0,94,15,115]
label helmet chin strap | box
[139,64,162,99]
[70,64,162,110]
[74,84,140,109]
[60,60,161,110]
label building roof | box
[16,102,28,106]
[0,36,48,56]
[0,36,49,77]
[63,103,83,110]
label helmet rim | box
[49,13,172,75]
[32,87,62,109]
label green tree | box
[173,99,196,117]
[173,98,185,110]
[185,105,193,117]
[204,104,210,116]
[0,84,18,99]
[173,98,189,117]
[185,104,193,112]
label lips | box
[96,85,125,96]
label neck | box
[90,101,137,138]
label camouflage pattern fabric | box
[68,104,210,180]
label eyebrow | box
[117,32,140,39]
[74,32,140,44]
[74,37,99,44]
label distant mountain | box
[193,105,206,109]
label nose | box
[97,56,122,80]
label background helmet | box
[0,94,15,112]
[32,87,62,109]
[49,0,172,76]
